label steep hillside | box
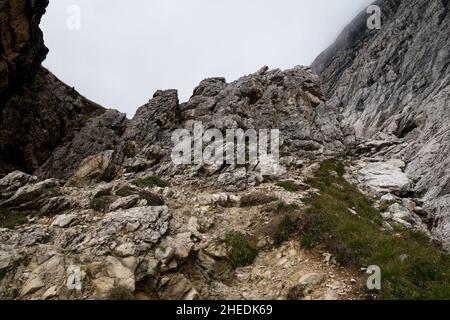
[312,0,450,248]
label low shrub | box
[225,232,258,268]
[240,193,278,208]
[133,176,169,189]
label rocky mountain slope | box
[1,0,450,300]
[312,0,450,248]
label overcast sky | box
[41,0,373,117]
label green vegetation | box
[239,193,278,208]
[0,271,5,281]
[90,196,115,212]
[276,180,305,192]
[115,185,135,197]
[0,208,27,229]
[225,232,258,268]
[379,200,395,212]
[271,201,299,215]
[107,286,135,300]
[133,176,169,189]
[299,159,450,299]
[139,191,164,206]
[274,215,296,247]
[123,142,137,159]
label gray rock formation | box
[124,66,347,178]
[313,0,450,248]
[36,109,128,181]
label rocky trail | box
[0,157,372,300]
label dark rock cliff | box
[0,0,49,100]
[0,1,116,176]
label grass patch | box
[240,193,278,208]
[274,215,296,247]
[299,159,450,300]
[90,196,115,212]
[123,142,137,159]
[107,286,135,300]
[379,200,395,212]
[225,232,258,268]
[115,185,136,197]
[133,176,169,189]
[0,208,27,229]
[276,180,305,192]
[139,191,164,206]
[266,201,299,215]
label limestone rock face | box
[123,66,348,179]
[180,66,347,158]
[313,0,450,247]
[0,0,48,99]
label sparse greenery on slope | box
[299,159,450,300]
[133,176,169,189]
[0,208,27,229]
[225,232,258,268]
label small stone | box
[42,286,58,299]
[402,198,416,212]
[155,247,175,265]
[114,243,136,257]
[51,214,76,228]
[299,273,324,286]
[168,259,178,270]
[184,288,200,300]
[323,253,332,263]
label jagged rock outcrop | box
[0,0,48,99]
[312,0,450,248]
[123,66,348,183]
[35,109,128,182]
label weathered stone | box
[158,274,199,300]
[51,214,77,228]
[105,256,135,292]
[0,178,60,210]
[299,273,324,286]
[67,151,116,187]
[21,276,45,296]
[359,160,412,195]
[0,171,36,199]
[93,277,115,294]
[42,286,58,300]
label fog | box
[41,0,373,117]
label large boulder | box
[36,110,128,181]
[358,159,413,196]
